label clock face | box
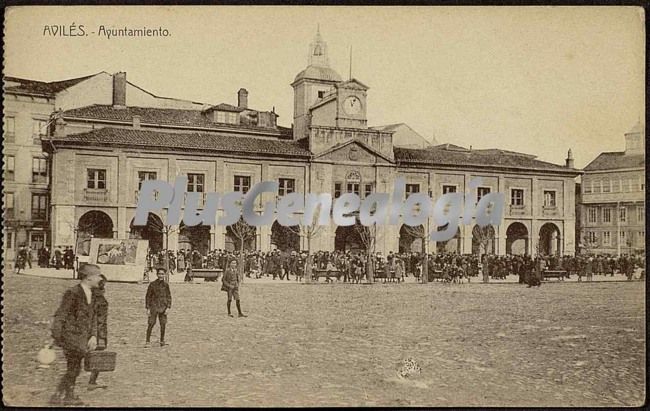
[343,96,362,115]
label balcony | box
[32,210,47,221]
[542,205,558,216]
[509,204,526,215]
[32,175,48,185]
[84,189,109,203]
[4,208,15,219]
[135,190,160,203]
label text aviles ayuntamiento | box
[133,177,504,242]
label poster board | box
[88,238,149,282]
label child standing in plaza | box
[88,274,108,390]
[145,268,172,347]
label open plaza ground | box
[2,269,646,407]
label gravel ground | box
[2,272,645,407]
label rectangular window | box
[185,173,204,193]
[233,175,250,194]
[639,231,645,245]
[346,182,360,195]
[619,207,627,223]
[4,116,15,135]
[586,231,597,244]
[364,183,373,198]
[227,112,239,124]
[621,178,629,192]
[442,185,457,195]
[216,111,226,123]
[31,193,48,220]
[278,178,295,197]
[318,90,326,99]
[405,184,420,199]
[603,208,612,223]
[138,171,158,190]
[5,192,15,219]
[619,231,626,242]
[602,231,611,245]
[6,232,13,249]
[583,181,592,194]
[32,118,48,142]
[334,182,342,199]
[87,169,106,189]
[477,187,491,202]
[602,179,611,193]
[593,180,601,193]
[510,189,524,206]
[629,178,639,192]
[587,207,597,224]
[5,155,15,181]
[543,190,556,207]
[637,206,644,223]
[32,157,48,184]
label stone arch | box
[77,210,114,256]
[506,222,529,255]
[435,224,461,254]
[335,223,364,253]
[271,221,300,252]
[539,222,561,256]
[399,224,424,253]
[129,213,164,252]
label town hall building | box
[42,30,581,258]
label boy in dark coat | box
[145,268,172,347]
[88,274,109,389]
[50,264,102,406]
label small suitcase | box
[84,350,117,372]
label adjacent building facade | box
[580,123,645,255]
[17,31,582,258]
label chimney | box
[565,148,574,168]
[237,88,248,109]
[132,115,141,129]
[113,72,127,107]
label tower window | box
[318,91,325,99]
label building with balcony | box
[579,123,645,255]
[42,30,582,257]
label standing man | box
[222,259,247,317]
[88,274,109,389]
[50,264,102,406]
[145,267,172,347]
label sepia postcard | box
[2,5,645,407]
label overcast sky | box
[4,6,645,168]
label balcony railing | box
[135,190,160,203]
[84,189,109,202]
[509,204,526,215]
[32,210,47,220]
[32,175,48,184]
[542,205,558,216]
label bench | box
[190,268,223,282]
[374,269,396,281]
[312,269,340,282]
[542,270,567,281]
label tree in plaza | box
[355,222,377,283]
[472,225,495,255]
[578,232,598,255]
[288,207,324,283]
[227,216,257,279]
[401,224,429,283]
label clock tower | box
[335,79,368,129]
[291,27,343,140]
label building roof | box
[394,145,578,174]
[293,65,342,83]
[4,73,99,97]
[62,104,289,136]
[583,152,645,171]
[49,127,311,158]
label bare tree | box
[355,223,377,283]
[227,216,257,279]
[472,225,495,256]
[401,224,429,283]
[288,207,324,283]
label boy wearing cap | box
[145,268,172,347]
[50,264,102,406]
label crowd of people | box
[14,245,76,272]
[143,248,645,284]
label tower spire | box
[308,25,329,67]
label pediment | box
[313,139,392,164]
[336,78,369,91]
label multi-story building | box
[580,123,645,255]
[42,30,581,257]
[2,72,206,262]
